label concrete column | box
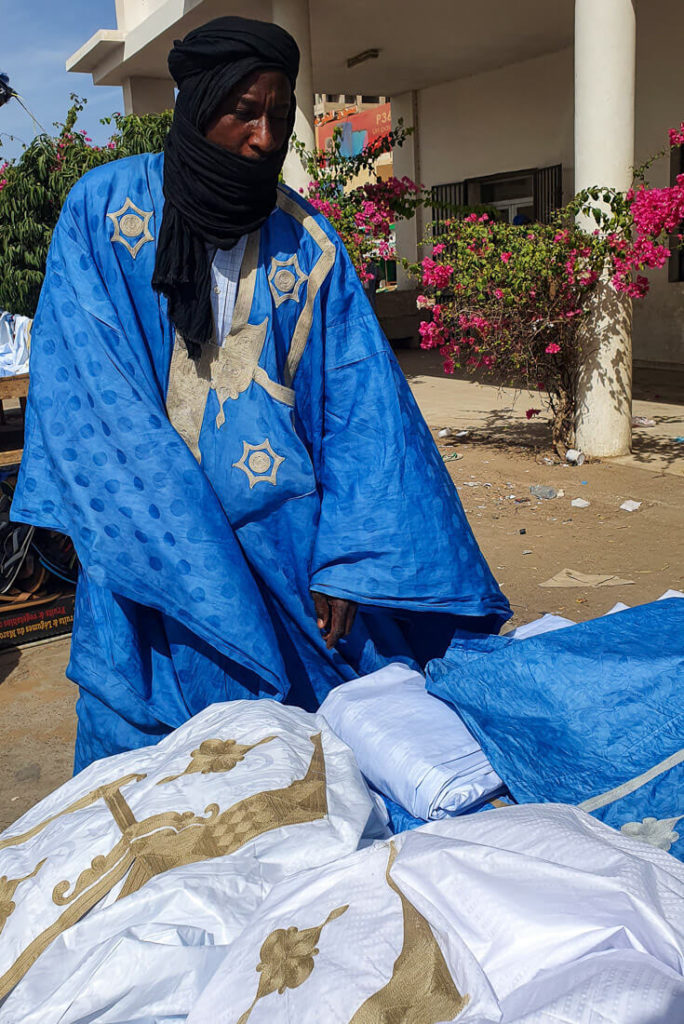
[114,0,128,31]
[122,76,175,115]
[272,0,315,193]
[392,91,421,289]
[574,0,636,457]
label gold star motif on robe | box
[107,198,154,259]
[268,254,308,306]
[233,438,285,488]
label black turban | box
[152,17,300,357]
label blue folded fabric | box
[426,599,684,858]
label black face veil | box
[151,16,300,357]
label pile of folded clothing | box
[320,661,506,830]
[1,696,683,1022]
[321,593,684,858]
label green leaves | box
[0,100,172,316]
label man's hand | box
[311,591,358,650]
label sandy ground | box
[0,353,682,830]
[0,637,75,830]
[434,436,683,629]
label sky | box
[1,0,123,162]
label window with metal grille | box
[431,181,466,236]
[431,165,562,233]
[669,146,684,283]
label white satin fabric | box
[0,700,384,1022]
[319,662,503,819]
[189,805,684,1024]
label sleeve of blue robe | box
[11,171,288,696]
[295,224,510,628]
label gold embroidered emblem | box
[237,905,349,1024]
[0,735,327,1000]
[233,438,285,488]
[107,198,154,259]
[348,843,470,1023]
[157,735,277,785]
[268,254,308,307]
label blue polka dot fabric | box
[13,155,510,770]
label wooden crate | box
[0,373,28,468]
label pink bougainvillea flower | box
[500,251,512,264]
[526,408,542,420]
[421,257,454,290]
[668,122,684,147]
[545,342,561,354]
[432,243,446,255]
[418,318,445,349]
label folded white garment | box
[318,662,503,820]
[510,590,684,635]
[188,805,684,1024]
[505,612,576,640]
[607,589,684,616]
[0,311,30,377]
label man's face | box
[205,69,292,159]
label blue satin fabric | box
[13,153,510,771]
[426,600,684,859]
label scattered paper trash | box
[522,549,532,555]
[571,498,590,508]
[620,499,642,512]
[530,485,557,500]
[631,416,655,428]
[438,428,452,438]
[565,449,586,465]
[540,568,635,589]
[442,453,462,462]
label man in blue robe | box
[12,17,510,771]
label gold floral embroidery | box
[348,843,470,1023]
[52,840,133,907]
[0,860,46,936]
[0,735,327,1001]
[157,735,277,785]
[119,733,327,899]
[237,905,348,1024]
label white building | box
[68,0,684,450]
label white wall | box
[117,0,170,32]
[410,20,684,369]
[631,0,684,368]
[417,48,574,197]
